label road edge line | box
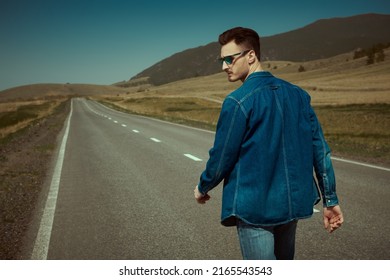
[332,156,390,172]
[31,99,73,259]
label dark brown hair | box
[218,27,261,60]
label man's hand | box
[194,185,211,204]
[323,205,344,233]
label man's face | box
[220,41,250,83]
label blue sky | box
[1,0,389,91]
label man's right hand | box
[194,185,211,204]
[323,205,344,233]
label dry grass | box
[0,97,68,139]
[315,104,389,164]
[96,49,390,104]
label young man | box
[194,27,343,260]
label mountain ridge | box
[130,13,390,86]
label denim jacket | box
[198,71,339,227]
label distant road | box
[31,98,390,260]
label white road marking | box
[150,138,161,143]
[31,99,73,260]
[94,100,215,134]
[184,154,203,161]
[121,124,127,127]
[132,129,139,133]
[332,156,390,172]
[113,120,118,123]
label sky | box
[1,0,390,91]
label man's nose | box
[222,61,229,71]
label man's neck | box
[242,61,264,82]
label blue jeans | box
[236,219,298,260]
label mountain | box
[130,42,221,86]
[130,13,390,86]
[261,13,390,61]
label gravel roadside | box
[0,99,70,259]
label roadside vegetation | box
[0,97,68,141]
[315,104,389,164]
[0,98,70,259]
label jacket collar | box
[245,71,273,82]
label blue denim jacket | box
[198,71,339,226]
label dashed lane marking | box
[150,138,161,143]
[184,154,203,161]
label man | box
[194,27,343,260]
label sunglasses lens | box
[220,56,233,65]
[225,56,233,65]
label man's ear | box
[248,50,256,64]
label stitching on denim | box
[240,84,280,104]
[236,84,284,118]
[320,135,331,203]
[227,96,248,118]
[232,161,240,216]
[274,91,292,217]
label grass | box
[0,98,67,140]
[0,103,48,129]
[314,103,390,164]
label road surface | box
[30,98,390,259]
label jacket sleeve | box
[198,97,247,195]
[309,105,339,207]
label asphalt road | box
[31,98,390,260]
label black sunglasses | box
[219,50,250,65]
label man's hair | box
[218,27,261,60]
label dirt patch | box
[0,99,70,259]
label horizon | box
[1,0,390,91]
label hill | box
[0,83,130,102]
[119,47,390,106]
[130,13,390,86]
